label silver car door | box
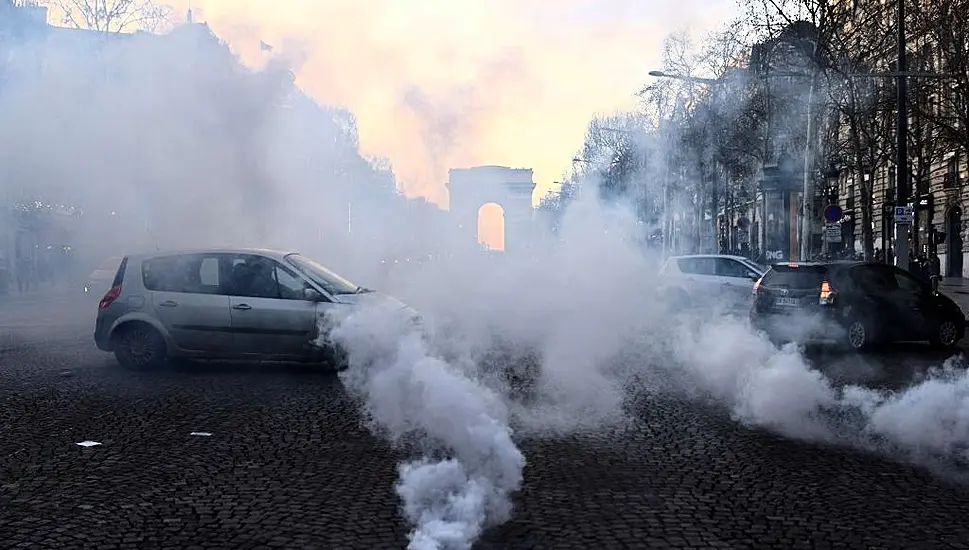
[225,254,317,358]
[145,254,232,353]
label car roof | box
[769,260,865,269]
[667,254,753,262]
[124,248,296,262]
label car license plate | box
[774,297,798,307]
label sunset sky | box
[158,1,737,247]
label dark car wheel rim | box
[123,329,155,365]
[848,322,866,349]
[939,321,959,346]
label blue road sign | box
[823,204,843,223]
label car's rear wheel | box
[844,318,871,351]
[114,323,167,370]
[930,317,964,349]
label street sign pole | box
[895,220,910,268]
[822,205,844,258]
[893,206,913,266]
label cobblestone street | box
[2,293,969,549]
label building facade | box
[834,0,969,273]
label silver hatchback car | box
[94,248,411,369]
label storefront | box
[756,155,803,263]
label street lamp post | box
[894,0,911,271]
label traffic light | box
[931,228,947,246]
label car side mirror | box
[303,288,323,302]
[747,272,760,281]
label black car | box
[750,261,965,350]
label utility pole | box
[894,0,911,271]
[800,56,820,262]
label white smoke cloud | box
[323,187,969,548]
[327,303,524,550]
[8,9,969,550]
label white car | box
[658,254,767,310]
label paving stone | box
[0,295,968,548]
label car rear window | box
[762,264,827,288]
[98,257,123,271]
[112,257,128,287]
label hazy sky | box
[165,0,738,212]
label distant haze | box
[163,0,736,207]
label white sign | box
[825,223,842,243]
[766,250,784,261]
[894,205,913,223]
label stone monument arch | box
[447,166,536,252]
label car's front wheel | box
[930,317,964,349]
[114,323,167,370]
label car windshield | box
[285,253,360,295]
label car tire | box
[843,318,871,351]
[930,317,964,349]
[114,323,167,370]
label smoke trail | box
[322,186,969,547]
[669,314,969,466]
[325,304,525,550]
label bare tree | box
[696,25,768,251]
[635,26,772,253]
[743,0,908,259]
[640,32,725,251]
[815,1,898,259]
[44,0,172,33]
[912,0,969,156]
[577,112,652,210]
[905,34,951,245]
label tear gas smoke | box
[324,188,969,549]
[8,12,969,550]
[325,304,525,550]
[0,20,411,279]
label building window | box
[944,156,961,189]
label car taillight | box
[99,285,121,309]
[819,280,834,305]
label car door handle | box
[233,303,252,310]
[159,300,178,308]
